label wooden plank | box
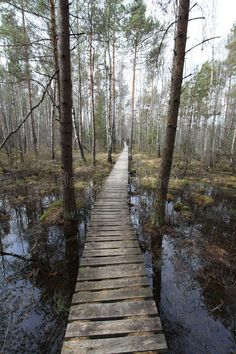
[69,300,158,320]
[75,276,149,291]
[78,264,145,280]
[62,334,167,353]
[86,236,137,242]
[89,223,131,227]
[87,229,134,233]
[72,287,152,303]
[87,230,135,235]
[82,248,141,257]
[65,317,163,338]
[80,255,143,266]
[84,240,139,250]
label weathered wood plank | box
[69,300,158,320]
[75,276,149,291]
[82,248,141,257]
[62,334,167,353]
[62,147,167,354]
[65,317,163,338]
[86,236,137,242]
[80,255,143,266]
[87,230,135,235]
[87,228,134,233]
[84,240,139,250]
[78,264,145,280]
[72,287,153,303]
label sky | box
[146,0,236,72]
[184,0,236,69]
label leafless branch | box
[185,36,221,54]
[183,73,193,80]
[189,16,205,22]
[0,72,57,150]
[0,38,51,48]
[3,0,50,21]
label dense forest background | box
[0,0,235,173]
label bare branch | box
[3,0,50,21]
[189,16,205,22]
[185,36,221,54]
[183,73,193,80]
[189,2,197,12]
[0,72,57,150]
[0,38,51,48]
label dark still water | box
[0,185,95,353]
[130,182,236,354]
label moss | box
[191,193,214,207]
[167,193,175,201]
[173,202,190,212]
[74,180,88,190]
[181,210,194,220]
[140,176,158,190]
[169,178,191,190]
[40,199,63,223]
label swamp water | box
[129,179,236,354]
[0,173,236,353]
[0,183,96,353]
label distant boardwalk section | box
[62,146,168,353]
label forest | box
[0,0,236,353]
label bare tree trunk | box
[157,0,190,225]
[130,44,137,152]
[22,10,38,155]
[49,0,60,108]
[50,83,56,160]
[72,107,87,163]
[89,31,96,166]
[112,40,116,152]
[78,49,84,148]
[58,0,76,220]
[107,43,113,164]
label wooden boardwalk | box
[62,146,167,353]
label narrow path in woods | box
[62,146,167,353]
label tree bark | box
[107,42,113,164]
[58,0,76,220]
[22,10,38,155]
[157,0,190,225]
[130,44,137,152]
[112,40,116,152]
[89,32,96,166]
[72,107,87,163]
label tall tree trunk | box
[107,43,113,164]
[72,107,87,163]
[22,10,38,155]
[157,0,190,225]
[78,49,84,148]
[89,32,96,166]
[49,0,60,111]
[112,40,116,152]
[58,0,76,220]
[130,44,137,152]
[50,83,56,160]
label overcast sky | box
[182,0,236,71]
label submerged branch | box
[0,251,33,262]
